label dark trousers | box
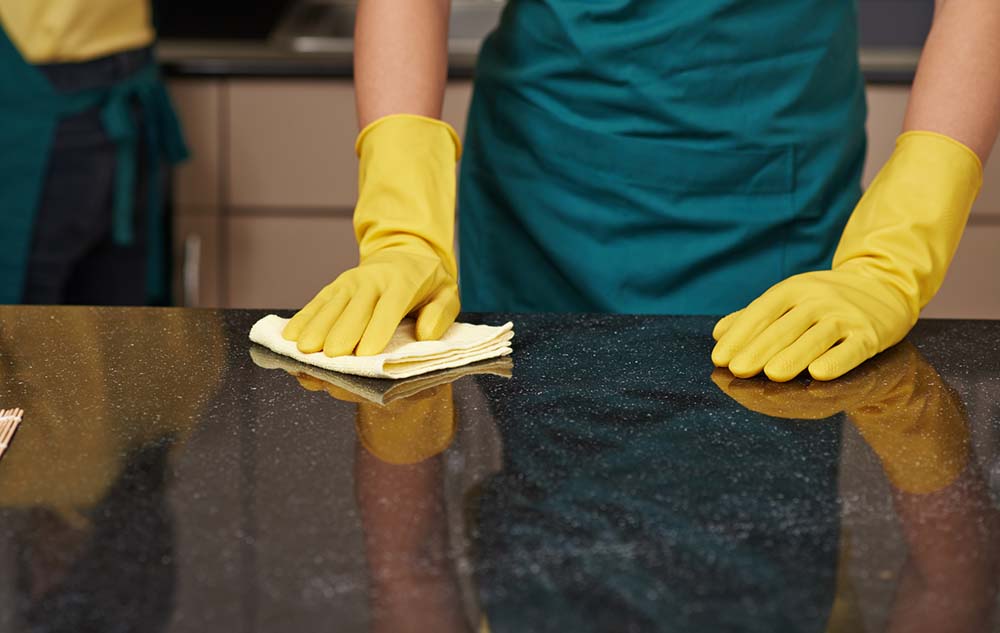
[22,48,159,306]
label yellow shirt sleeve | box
[0,1,154,64]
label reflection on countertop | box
[0,307,997,632]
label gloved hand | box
[712,131,983,381]
[282,114,462,357]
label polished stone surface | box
[0,306,997,633]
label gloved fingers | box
[415,285,460,341]
[709,367,738,392]
[291,373,368,403]
[295,289,351,353]
[711,288,793,367]
[711,310,743,341]
[762,320,844,383]
[728,307,816,378]
[355,283,416,356]
[322,384,368,403]
[808,336,870,381]
[323,286,380,357]
[283,290,332,341]
[293,373,327,391]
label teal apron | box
[0,24,188,304]
[459,0,867,314]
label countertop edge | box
[158,41,921,83]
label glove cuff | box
[832,130,983,317]
[356,114,462,160]
[895,130,982,177]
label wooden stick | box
[1,419,15,444]
[0,408,23,459]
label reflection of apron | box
[0,24,187,304]
[472,316,842,632]
[459,0,866,314]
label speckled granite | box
[0,306,997,633]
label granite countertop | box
[157,39,920,83]
[0,306,997,632]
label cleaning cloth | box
[249,315,514,380]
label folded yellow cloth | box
[249,315,514,380]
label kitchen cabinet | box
[173,214,223,309]
[228,81,358,209]
[226,214,358,309]
[227,80,473,209]
[169,79,999,317]
[168,79,225,308]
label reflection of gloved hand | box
[355,384,456,465]
[292,372,457,465]
[282,115,462,357]
[713,342,971,494]
[712,132,982,382]
[0,308,225,518]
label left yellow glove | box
[283,114,462,357]
[712,132,982,381]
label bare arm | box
[903,0,1000,161]
[354,0,451,127]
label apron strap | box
[99,64,189,247]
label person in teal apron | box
[0,6,187,306]
[283,0,999,383]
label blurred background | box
[155,0,1000,317]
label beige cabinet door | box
[173,214,223,308]
[168,79,224,308]
[923,226,1000,319]
[167,79,222,208]
[227,80,474,210]
[226,215,359,309]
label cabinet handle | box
[182,233,202,307]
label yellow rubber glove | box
[283,114,462,357]
[712,131,983,381]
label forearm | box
[354,0,451,127]
[904,0,1000,161]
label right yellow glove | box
[283,114,462,357]
[712,132,982,381]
